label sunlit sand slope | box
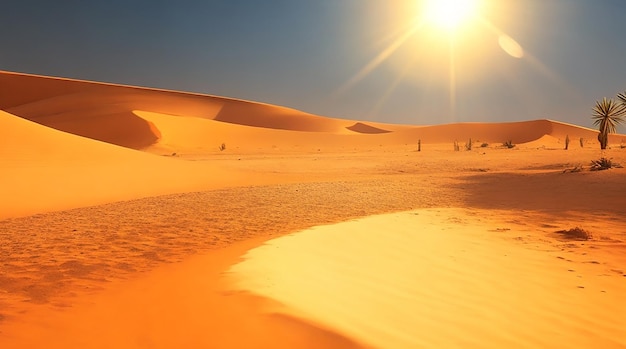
[0,110,243,218]
[3,70,624,155]
[0,71,356,149]
[229,208,626,349]
[137,110,626,155]
[392,119,625,146]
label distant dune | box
[2,70,623,155]
[1,70,626,349]
[0,108,248,219]
[0,70,352,149]
[1,69,625,215]
[346,122,392,134]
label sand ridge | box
[0,109,252,219]
[228,208,626,349]
[3,70,625,157]
[2,146,626,347]
[2,70,626,348]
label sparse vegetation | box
[592,95,625,150]
[562,165,583,173]
[590,157,622,171]
[579,137,584,148]
[555,227,592,241]
[480,142,489,148]
[454,140,460,151]
[564,135,570,150]
[219,143,226,151]
[503,140,515,149]
[418,139,421,152]
[465,138,472,151]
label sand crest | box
[1,70,626,348]
[228,208,626,349]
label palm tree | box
[592,97,626,150]
[618,91,626,106]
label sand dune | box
[346,122,392,134]
[137,110,621,156]
[2,70,626,348]
[229,208,626,349]
[0,238,367,349]
[0,71,352,149]
[134,110,403,155]
[4,70,624,157]
[392,119,624,147]
[0,109,248,219]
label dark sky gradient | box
[1,0,626,130]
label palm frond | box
[592,97,626,134]
[618,91,626,105]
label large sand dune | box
[229,208,626,349]
[0,109,251,218]
[3,70,624,157]
[1,70,625,348]
[0,70,354,149]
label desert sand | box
[0,70,625,348]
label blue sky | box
[1,0,625,130]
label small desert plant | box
[465,138,472,151]
[454,141,460,151]
[219,143,226,151]
[480,142,489,148]
[556,227,592,241]
[503,140,515,149]
[562,164,583,173]
[579,137,584,148]
[418,139,421,152]
[590,157,621,171]
[564,135,570,150]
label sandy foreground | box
[229,208,626,348]
[1,71,626,348]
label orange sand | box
[1,70,625,348]
[229,209,626,348]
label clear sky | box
[1,0,625,130]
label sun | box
[422,0,481,31]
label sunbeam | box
[366,54,420,120]
[334,22,423,96]
[335,0,575,122]
[448,36,457,120]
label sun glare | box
[337,0,543,121]
[422,0,480,31]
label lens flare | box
[498,34,524,58]
[335,1,563,121]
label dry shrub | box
[555,227,592,241]
[590,157,622,171]
[562,165,583,173]
[503,140,515,149]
